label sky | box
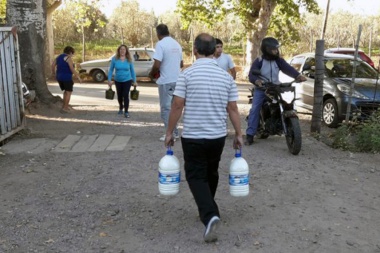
[319,0,380,16]
[100,0,177,17]
[99,0,380,17]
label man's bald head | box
[194,33,216,57]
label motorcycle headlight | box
[337,84,369,99]
[282,91,294,104]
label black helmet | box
[261,37,280,60]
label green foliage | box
[107,0,156,47]
[223,45,243,55]
[70,0,106,33]
[177,0,320,31]
[354,112,380,153]
[332,111,380,153]
[176,0,228,29]
[53,1,107,45]
[54,39,121,60]
[0,0,5,24]
[332,124,353,150]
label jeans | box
[246,88,266,136]
[158,83,178,135]
[115,80,133,112]
[181,136,226,226]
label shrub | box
[332,110,380,153]
[332,124,353,150]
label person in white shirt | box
[149,24,184,141]
[213,38,236,80]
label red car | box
[325,48,375,68]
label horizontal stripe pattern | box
[174,58,239,139]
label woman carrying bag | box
[108,44,138,118]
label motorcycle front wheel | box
[285,117,302,155]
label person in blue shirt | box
[108,44,137,118]
[51,46,82,113]
[245,37,306,145]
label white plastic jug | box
[158,147,180,195]
[229,149,249,197]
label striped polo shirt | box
[174,58,239,139]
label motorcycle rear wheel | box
[285,117,302,155]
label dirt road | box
[0,81,379,253]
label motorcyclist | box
[245,37,307,145]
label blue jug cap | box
[235,148,242,157]
[166,146,173,155]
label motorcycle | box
[247,70,302,155]
[21,82,32,107]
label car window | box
[327,58,377,78]
[132,50,152,61]
[325,59,335,77]
[304,57,315,69]
[355,61,378,78]
[289,56,305,71]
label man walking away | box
[164,33,243,243]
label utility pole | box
[311,0,330,134]
[320,0,330,40]
[369,27,372,57]
[345,25,362,123]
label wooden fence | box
[0,26,25,142]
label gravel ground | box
[0,81,379,253]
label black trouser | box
[115,80,132,112]
[181,136,226,226]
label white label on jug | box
[159,172,180,184]
[229,174,249,186]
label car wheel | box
[92,70,106,82]
[322,98,339,128]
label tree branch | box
[47,0,62,15]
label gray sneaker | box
[204,216,220,243]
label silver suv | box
[79,48,155,82]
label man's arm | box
[228,55,236,80]
[277,58,300,79]
[149,59,161,78]
[248,58,261,84]
[180,60,184,69]
[227,101,243,149]
[229,67,237,80]
[165,95,185,146]
[67,57,81,83]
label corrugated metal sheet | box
[0,26,25,142]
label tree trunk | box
[6,0,56,104]
[244,0,277,77]
[46,0,62,77]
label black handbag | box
[105,88,115,100]
[130,86,139,100]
